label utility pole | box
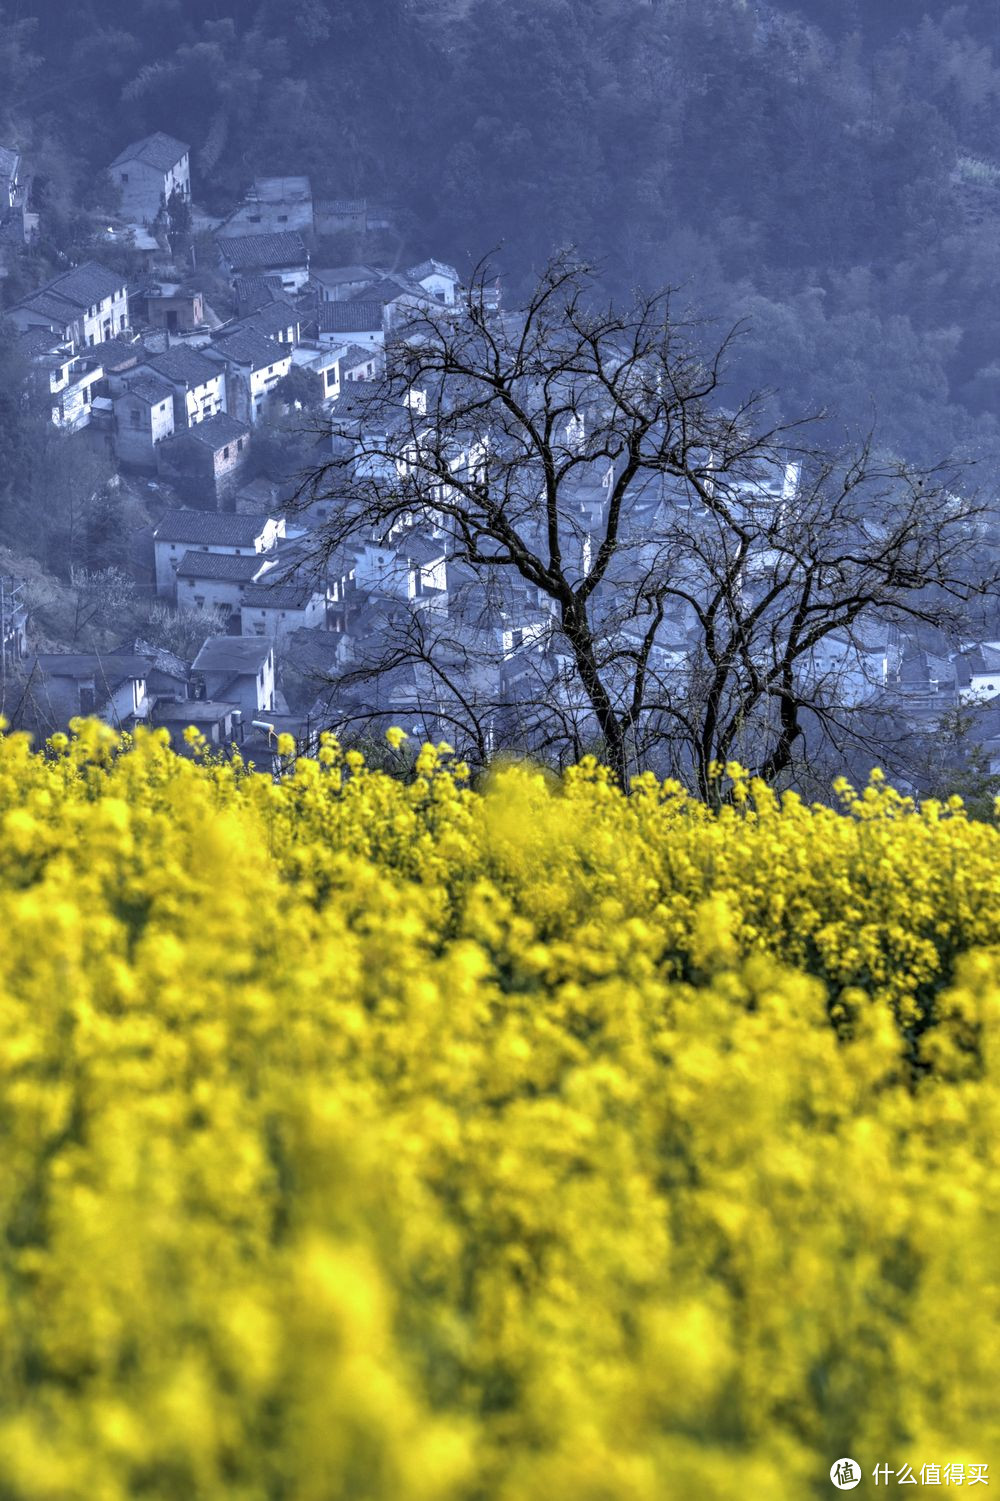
[0,575,25,714]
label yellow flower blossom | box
[0,731,994,1498]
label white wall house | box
[219,177,314,237]
[958,644,1000,704]
[113,375,176,468]
[217,232,310,293]
[191,636,276,719]
[240,579,328,639]
[142,346,227,428]
[316,301,385,351]
[175,551,273,618]
[153,511,285,598]
[30,653,151,731]
[51,356,104,431]
[350,540,411,599]
[6,262,129,348]
[801,632,897,709]
[109,133,190,225]
[204,330,292,426]
[310,265,378,302]
[407,259,462,305]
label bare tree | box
[299,254,995,793]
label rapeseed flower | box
[0,727,995,1498]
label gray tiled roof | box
[233,275,289,313]
[408,259,460,283]
[192,636,273,673]
[175,550,265,582]
[318,301,383,334]
[147,345,221,387]
[16,326,70,358]
[54,261,128,306]
[339,343,381,370]
[242,579,322,610]
[120,374,175,406]
[233,301,301,339]
[154,700,238,723]
[155,510,274,546]
[31,652,149,681]
[0,146,20,183]
[110,132,189,173]
[217,231,308,271]
[83,337,141,370]
[13,262,126,320]
[174,412,251,449]
[129,639,190,679]
[352,275,424,305]
[209,327,290,369]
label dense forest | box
[3,0,1000,472]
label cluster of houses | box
[0,129,479,750]
[21,634,284,763]
[3,145,464,504]
[3,128,999,781]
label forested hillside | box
[3,0,1000,466]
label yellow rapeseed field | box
[0,720,997,1500]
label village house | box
[191,636,276,719]
[26,652,151,733]
[151,699,241,753]
[399,530,450,603]
[83,337,142,398]
[407,259,462,305]
[108,132,190,225]
[123,639,192,704]
[355,272,440,332]
[6,262,129,348]
[140,346,228,428]
[204,328,292,426]
[219,176,314,237]
[153,509,284,598]
[112,374,176,468]
[232,276,287,317]
[17,327,105,431]
[800,627,901,709]
[314,198,368,236]
[316,300,384,350]
[216,232,310,293]
[310,265,378,302]
[286,342,346,405]
[240,575,328,639]
[156,412,251,506]
[955,643,1000,705]
[340,343,383,381]
[229,301,302,346]
[174,549,275,620]
[132,283,207,334]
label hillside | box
[3,0,1000,467]
[0,722,996,1498]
